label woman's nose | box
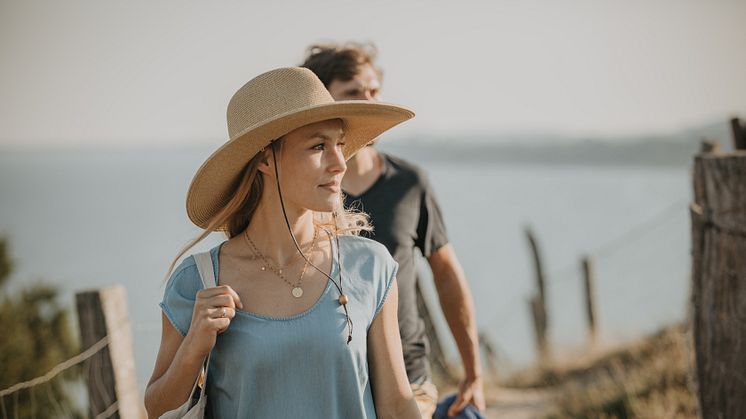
[328,146,347,173]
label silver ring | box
[221,308,227,318]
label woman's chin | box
[306,201,337,213]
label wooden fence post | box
[526,227,550,365]
[581,256,598,349]
[730,117,746,150]
[691,140,746,418]
[700,139,720,154]
[76,286,145,419]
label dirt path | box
[482,387,557,419]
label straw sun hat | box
[186,67,414,229]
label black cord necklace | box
[271,144,353,344]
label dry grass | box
[504,324,698,418]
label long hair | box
[164,139,371,279]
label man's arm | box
[427,243,486,414]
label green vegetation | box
[0,238,83,418]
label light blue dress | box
[160,234,398,418]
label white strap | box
[191,251,216,399]
[194,252,217,288]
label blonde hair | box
[165,140,371,280]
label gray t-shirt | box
[160,235,398,418]
[344,152,449,384]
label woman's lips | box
[319,181,340,193]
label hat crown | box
[227,67,334,141]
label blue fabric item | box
[160,235,398,418]
[433,394,485,419]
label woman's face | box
[269,119,347,213]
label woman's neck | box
[244,195,317,267]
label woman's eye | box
[312,143,324,151]
[336,142,346,148]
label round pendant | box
[291,287,303,298]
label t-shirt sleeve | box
[372,253,399,319]
[159,256,203,336]
[414,171,449,258]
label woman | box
[144,67,420,418]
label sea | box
[0,144,692,394]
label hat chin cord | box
[271,145,354,344]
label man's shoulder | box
[380,152,429,184]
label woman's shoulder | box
[337,234,398,283]
[337,234,398,318]
[337,234,393,262]
[160,245,220,336]
[163,258,201,305]
[164,244,222,292]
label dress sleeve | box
[159,256,203,336]
[372,253,399,319]
[414,171,449,258]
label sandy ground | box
[482,386,557,419]
[438,384,557,418]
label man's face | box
[327,64,381,101]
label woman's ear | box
[256,147,274,177]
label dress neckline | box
[213,231,339,321]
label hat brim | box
[186,101,414,229]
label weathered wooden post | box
[700,139,721,154]
[691,138,746,418]
[76,286,145,419]
[730,117,746,150]
[581,256,598,349]
[526,226,550,365]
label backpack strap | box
[191,251,217,399]
[194,252,217,288]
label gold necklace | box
[244,228,318,298]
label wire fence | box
[0,197,701,416]
[481,197,691,366]
[0,332,119,419]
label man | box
[302,43,485,418]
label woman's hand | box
[183,285,243,358]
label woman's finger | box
[208,294,236,309]
[208,306,235,320]
[198,285,243,310]
[209,317,231,333]
[218,285,244,310]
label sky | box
[1,0,745,148]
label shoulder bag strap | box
[192,252,217,395]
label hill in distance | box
[382,119,737,168]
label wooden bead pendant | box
[338,294,349,305]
